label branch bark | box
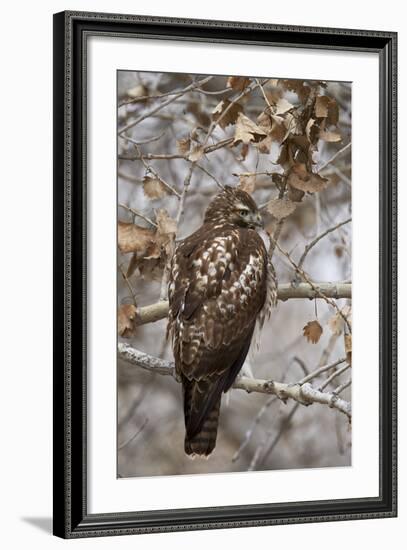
[118,343,351,420]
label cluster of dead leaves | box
[210,78,342,220]
[118,208,177,281]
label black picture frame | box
[53,10,397,538]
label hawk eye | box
[240,209,249,216]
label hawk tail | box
[182,378,222,457]
[184,398,221,457]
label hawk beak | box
[252,212,264,228]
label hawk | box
[167,186,274,457]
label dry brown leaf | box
[142,175,170,199]
[315,95,330,118]
[287,163,329,193]
[287,184,305,202]
[267,198,297,220]
[126,84,147,99]
[240,143,250,161]
[315,95,339,125]
[155,208,177,237]
[118,304,137,338]
[275,97,294,116]
[282,112,302,136]
[137,257,165,281]
[328,306,352,335]
[280,80,311,103]
[233,113,268,146]
[334,245,344,258]
[186,102,211,127]
[270,115,287,142]
[118,221,156,255]
[227,76,251,91]
[328,313,343,335]
[303,320,323,344]
[188,145,205,162]
[305,118,319,144]
[237,174,256,194]
[176,138,191,155]
[344,333,352,364]
[212,99,242,129]
[257,111,272,132]
[319,129,342,142]
[255,112,285,151]
[256,135,273,154]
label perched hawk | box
[167,186,274,457]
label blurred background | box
[116,71,351,477]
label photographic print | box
[117,71,352,478]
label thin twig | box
[251,403,299,469]
[317,142,351,173]
[299,357,347,385]
[297,217,352,269]
[271,237,352,333]
[118,76,213,134]
[119,203,158,228]
[119,130,167,146]
[118,417,149,450]
[119,264,137,305]
[133,143,181,199]
[318,363,351,391]
[333,378,352,395]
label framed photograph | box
[53,11,397,538]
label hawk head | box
[204,185,263,229]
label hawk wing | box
[168,223,267,445]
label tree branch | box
[133,282,351,326]
[297,217,352,270]
[118,343,351,420]
[118,76,213,134]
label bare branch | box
[297,217,352,270]
[118,76,213,134]
[118,417,149,450]
[317,142,351,173]
[118,343,351,420]
[318,363,351,391]
[133,282,351,326]
[132,142,181,199]
[118,203,158,228]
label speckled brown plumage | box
[167,186,269,457]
